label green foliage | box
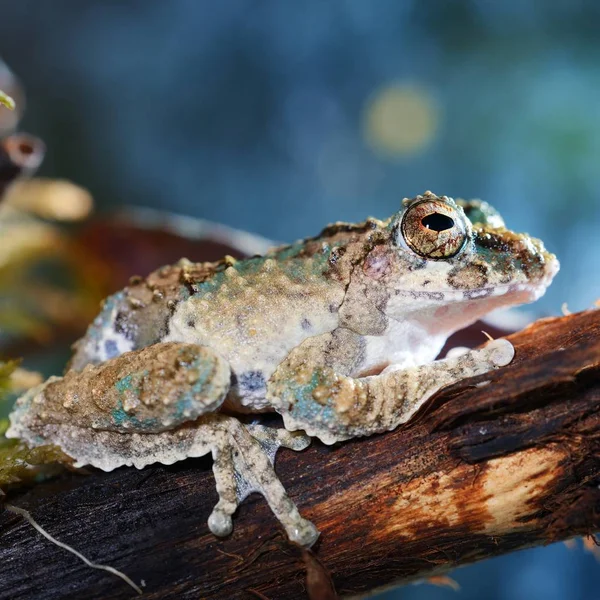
[0,90,15,110]
[0,362,69,490]
[0,360,17,396]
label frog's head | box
[372,191,559,334]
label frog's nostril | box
[421,213,455,232]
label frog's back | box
[69,260,218,371]
[69,222,379,377]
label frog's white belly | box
[360,318,446,374]
[164,295,341,410]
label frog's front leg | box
[6,342,318,547]
[270,338,514,444]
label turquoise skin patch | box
[88,291,125,343]
[110,346,226,432]
[190,240,342,299]
[278,369,339,431]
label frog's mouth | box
[394,274,557,304]
[393,253,559,327]
[422,250,559,302]
[467,274,559,304]
[481,253,560,304]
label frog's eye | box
[400,200,468,259]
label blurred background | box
[0,1,599,599]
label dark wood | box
[1,309,599,600]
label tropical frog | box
[7,192,559,547]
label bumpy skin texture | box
[7,192,559,547]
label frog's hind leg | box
[208,418,318,547]
[7,342,318,547]
[7,342,232,444]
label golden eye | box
[400,200,468,259]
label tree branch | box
[1,309,599,600]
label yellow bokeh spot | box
[3,179,93,221]
[363,83,439,158]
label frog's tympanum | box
[7,192,559,547]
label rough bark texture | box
[0,309,599,600]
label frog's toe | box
[484,338,515,367]
[208,510,233,537]
[275,429,312,451]
[289,518,320,548]
[245,423,311,455]
[444,346,470,359]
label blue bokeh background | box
[1,2,599,598]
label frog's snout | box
[522,234,559,283]
[543,250,560,281]
[510,233,559,302]
[474,227,559,288]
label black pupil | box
[421,213,455,232]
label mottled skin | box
[7,192,559,547]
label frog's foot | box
[273,338,515,444]
[376,338,515,426]
[208,418,319,547]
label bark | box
[0,308,599,600]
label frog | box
[6,191,559,547]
